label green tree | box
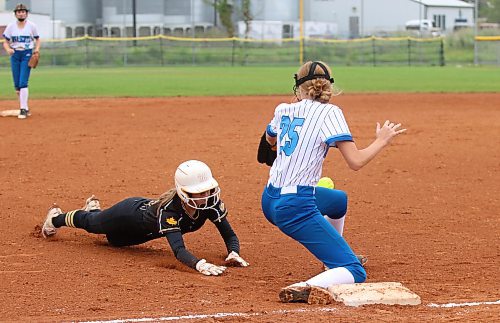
[464,0,500,23]
[205,0,235,37]
[482,0,500,22]
[241,0,252,38]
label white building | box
[239,0,474,39]
[0,11,59,39]
[2,0,475,40]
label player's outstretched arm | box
[337,120,406,171]
[213,217,249,267]
[165,231,227,276]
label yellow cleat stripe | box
[65,210,78,228]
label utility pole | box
[52,0,55,39]
[132,0,137,45]
[52,0,56,66]
[473,0,478,65]
[299,0,304,65]
[360,0,364,37]
[214,0,218,27]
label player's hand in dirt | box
[196,259,227,276]
[224,251,249,267]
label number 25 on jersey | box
[279,116,305,156]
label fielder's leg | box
[315,187,368,267]
[18,50,32,118]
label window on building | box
[139,26,151,36]
[195,26,205,34]
[75,26,85,37]
[349,16,360,38]
[87,26,94,37]
[174,27,184,36]
[282,24,293,38]
[163,27,172,35]
[125,27,135,37]
[110,27,121,37]
[433,15,446,30]
[66,27,73,38]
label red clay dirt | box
[0,94,498,322]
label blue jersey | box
[266,99,352,188]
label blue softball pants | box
[10,49,32,90]
[261,184,366,283]
[315,186,348,219]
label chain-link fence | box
[0,35,450,67]
[476,36,500,65]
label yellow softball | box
[317,177,335,189]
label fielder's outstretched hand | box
[376,120,406,145]
[225,251,250,267]
[195,259,226,276]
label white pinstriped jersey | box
[2,20,39,50]
[266,99,352,188]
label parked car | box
[453,18,473,31]
[405,19,441,37]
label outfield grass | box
[0,66,498,99]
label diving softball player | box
[2,4,40,119]
[41,160,249,276]
[261,61,406,304]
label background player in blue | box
[41,160,249,275]
[2,3,41,119]
[261,61,406,304]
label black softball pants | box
[72,197,154,247]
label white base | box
[0,109,20,117]
[328,282,421,307]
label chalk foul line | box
[78,300,500,323]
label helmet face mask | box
[181,187,221,210]
[175,160,220,210]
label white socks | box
[19,88,29,111]
[324,215,345,236]
[305,267,355,288]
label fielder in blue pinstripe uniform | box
[2,4,40,119]
[261,61,406,304]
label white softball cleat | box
[83,195,101,212]
[42,204,62,238]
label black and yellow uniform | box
[51,193,240,270]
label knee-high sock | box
[305,267,355,288]
[324,215,345,236]
[19,88,29,110]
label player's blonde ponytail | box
[307,78,332,103]
[154,188,177,217]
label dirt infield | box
[1,94,498,322]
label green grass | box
[0,66,498,99]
